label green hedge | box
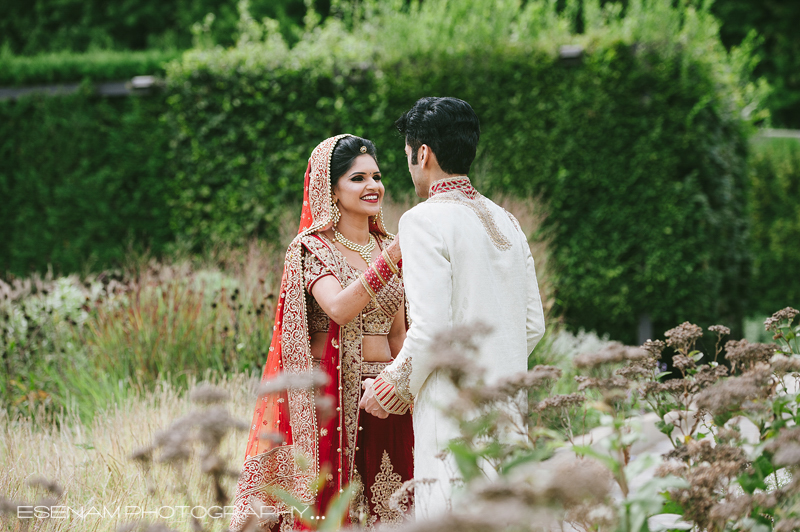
[0,0,771,342]
[748,137,800,315]
[0,0,307,56]
[0,87,173,274]
[0,49,181,86]
[161,0,759,343]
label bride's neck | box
[335,215,370,244]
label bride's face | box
[332,154,384,221]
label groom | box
[359,96,546,516]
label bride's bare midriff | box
[310,332,393,362]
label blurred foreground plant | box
[415,307,800,532]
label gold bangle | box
[381,249,400,276]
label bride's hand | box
[386,233,401,265]
[360,379,389,419]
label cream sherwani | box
[371,177,546,518]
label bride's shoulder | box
[298,231,335,253]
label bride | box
[230,135,413,530]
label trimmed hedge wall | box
[0,0,777,342]
[0,50,180,86]
[0,88,173,274]
[160,0,757,343]
[748,137,800,315]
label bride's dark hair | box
[330,135,378,186]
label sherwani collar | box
[428,176,478,199]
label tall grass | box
[0,374,252,532]
[0,198,553,425]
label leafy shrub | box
[0,0,307,56]
[0,0,769,342]
[163,0,762,342]
[0,49,180,86]
[0,87,174,274]
[747,137,800,316]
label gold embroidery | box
[361,361,391,378]
[305,233,403,336]
[370,450,405,524]
[230,446,296,531]
[427,191,512,251]
[340,318,363,476]
[380,358,413,404]
[348,469,370,526]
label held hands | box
[359,378,389,419]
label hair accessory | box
[360,146,367,153]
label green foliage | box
[747,137,800,316]
[163,0,760,342]
[0,0,309,55]
[0,0,771,341]
[0,49,180,86]
[0,87,173,274]
[712,0,800,127]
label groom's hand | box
[359,378,389,419]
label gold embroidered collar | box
[428,176,478,199]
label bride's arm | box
[387,297,407,358]
[310,239,402,326]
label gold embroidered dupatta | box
[230,135,390,530]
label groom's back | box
[400,193,538,385]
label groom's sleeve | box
[372,206,452,415]
[524,241,546,355]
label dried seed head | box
[770,354,800,373]
[130,445,154,465]
[190,382,230,404]
[487,366,562,397]
[535,393,585,412]
[664,322,703,353]
[26,476,63,497]
[724,340,776,372]
[708,325,730,336]
[695,365,773,420]
[545,457,612,507]
[764,428,800,467]
[641,339,666,359]
[709,495,752,522]
[257,370,330,395]
[315,394,336,422]
[574,343,648,369]
[672,355,696,372]
[258,431,286,445]
[765,307,799,332]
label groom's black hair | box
[394,97,480,175]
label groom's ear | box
[418,144,429,168]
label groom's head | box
[395,97,480,197]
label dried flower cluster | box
[664,322,703,353]
[765,307,799,332]
[573,342,647,369]
[724,339,776,372]
[695,364,774,420]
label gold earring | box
[331,201,341,226]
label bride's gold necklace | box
[333,227,376,264]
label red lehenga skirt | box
[346,363,414,527]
